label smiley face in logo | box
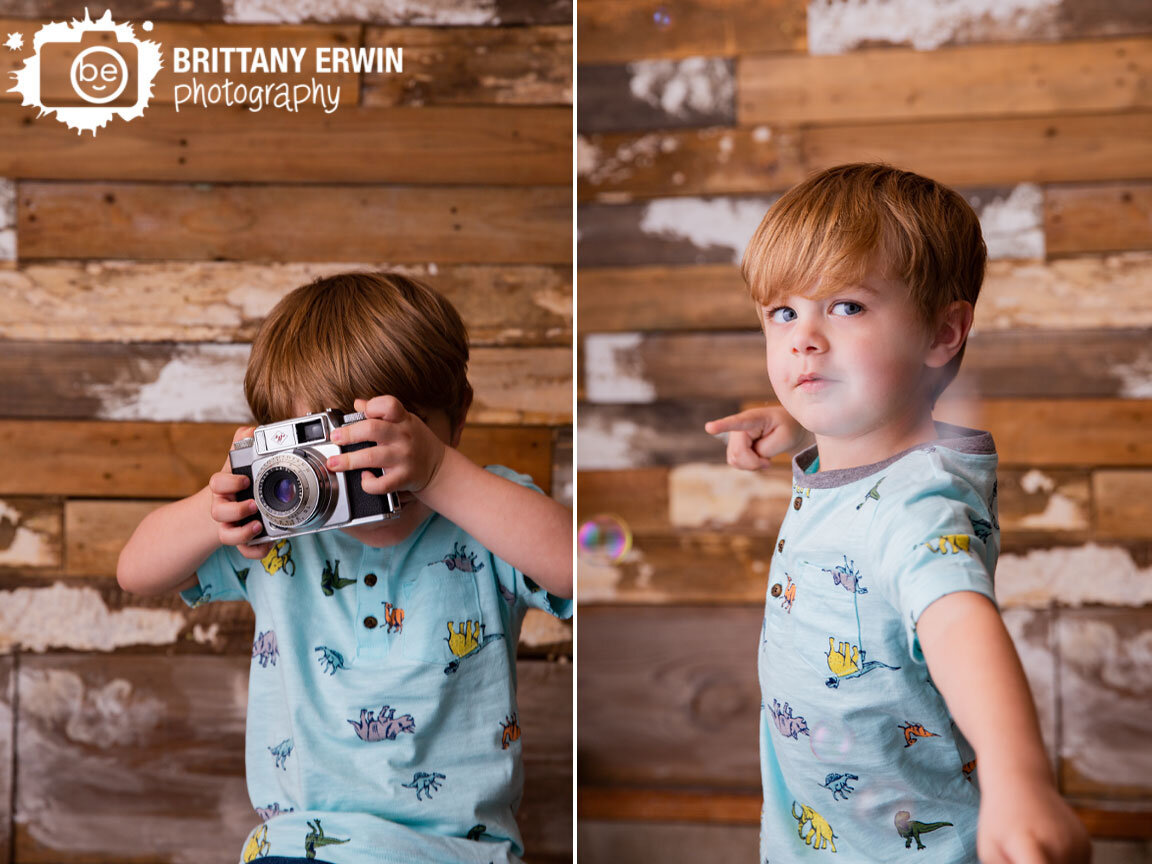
[71,45,130,104]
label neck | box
[812,404,940,472]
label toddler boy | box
[118,272,572,864]
[706,164,1088,863]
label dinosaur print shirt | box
[759,424,1000,863]
[182,465,571,864]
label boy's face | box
[760,267,937,444]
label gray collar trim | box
[792,422,996,489]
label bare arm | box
[918,592,1090,864]
[704,405,813,470]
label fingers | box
[705,409,773,436]
[237,540,273,560]
[360,395,407,422]
[209,470,250,497]
[726,430,775,471]
[232,425,256,443]
[218,517,266,548]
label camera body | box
[41,30,138,107]
[229,409,400,543]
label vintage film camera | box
[230,409,401,542]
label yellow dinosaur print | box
[826,638,860,677]
[925,534,970,555]
[446,620,482,658]
[261,538,295,576]
[242,824,270,862]
[792,801,837,852]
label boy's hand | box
[978,779,1090,864]
[704,405,812,470]
[208,425,272,560]
[325,396,447,495]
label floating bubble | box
[578,514,633,563]
[809,719,855,763]
[653,5,672,29]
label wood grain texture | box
[739,38,1152,125]
[1094,472,1152,539]
[577,58,735,134]
[576,254,1152,333]
[0,0,223,20]
[0,655,10,864]
[0,421,553,497]
[13,654,570,862]
[576,400,741,470]
[578,113,1152,202]
[0,103,571,185]
[0,20,360,105]
[0,496,62,570]
[221,0,572,26]
[363,26,571,107]
[17,182,572,264]
[0,261,572,345]
[1046,183,1152,255]
[576,0,805,64]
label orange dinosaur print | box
[500,713,521,750]
[781,573,796,613]
[962,759,976,780]
[383,602,404,634]
[898,722,939,748]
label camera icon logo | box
[8,8,162,135]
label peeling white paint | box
[974,184,1045,261]
[0,583,187,652]
[0,178,14,261]
[997,544,1152,609]
[1016,493,1085,531]
[532,285,573,322]
[192,623,221,645]
[520,608,571,647]
[1110,350,1152,398]
[92,345,253,423]
[21,670,166,747]
[638,197,774,264]
[578,133,665,187]
[807,0,1062,55]
[576,137,602,178]
[669,463,791,529]
[0,500,53,567]
[583,334,656,404]
[1019,469,1055,495]
[225,0,498,24]
[576,416,645,470]
[626,57,733,119]
[1002,609,1057,764]
[752,126,773,143]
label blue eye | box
[767,306,797,323]
[831,301,863,316]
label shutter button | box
[363,573,377,587]
[364,616,378,629]
[793,496,803,510]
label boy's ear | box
[925,301,974,369]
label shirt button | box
[777,539,785,553]
[363,573,377,587]
[363,616,378,629]
[771,583,783,597]
[793,496,803,510]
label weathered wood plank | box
[0,103,570,185]
[1094,472,1152,539]
[806,0,1152,55]
[576,254,1152,333]
[0,0,223,21]
[1046,183,1152,255]
[578,113,1152,202]
[0,421,553,497]
[0,654,11,864]
[17,182,571,264]
[577,58,734,133]
[0,20,359,105]
[575,400,740,470]
[13,654,570,862]
[363,26,571,107]
[1058,608,1152,799]
[576,0,805,64]
[581,329,1152,403]
[0,342,571,425]
[222,0,571,26]
[0,497,61,570]
[551,425,572,509]
[0,177,13,261]
[740,38,1152,125]
[0,261,571,346]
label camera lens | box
[261,468,301,513]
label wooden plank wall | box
[576,1,1152,861]
[0,2,572,862]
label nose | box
[790,317,828,355]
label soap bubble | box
[653,6,672,29]
[809,718,855,763]
[578,514,632,563]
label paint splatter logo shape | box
[8,9,162,135]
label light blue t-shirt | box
[182,466,571,864]
[759,424,1000,863]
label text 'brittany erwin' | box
[171,45,403,75]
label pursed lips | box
[795,374,832,391]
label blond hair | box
[742,163,986,395]
[244,272,473,428]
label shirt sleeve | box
[868,457,998,664]
[484,464,573,620]
[179,544,254,607]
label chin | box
[341,505,428,547]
